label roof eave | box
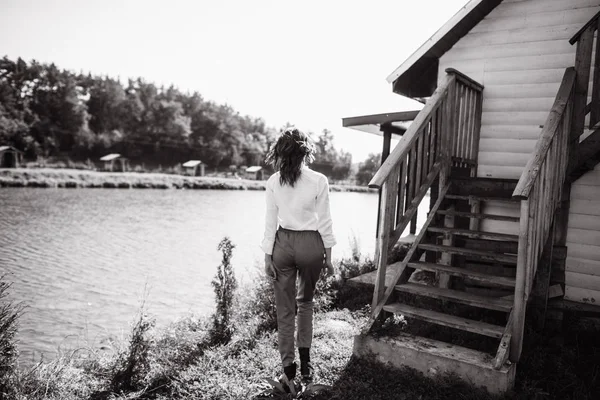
[386,0,503,98]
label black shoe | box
[278,363,299,395]
[300,361,314,384]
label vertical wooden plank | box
[430,108,438,172]
[462,87,471,162]
[539,164,549,259]
[422,118,431,178]
[416,132,424,190]
[456,83,467,160]
[406,146,417,208]
[407,145,418,235]
[511,199,530,363]
[525,186,535,294]
[462,86,472,162]
[471,90,483,176]
[468,88,477,161]
[396,156,407,225]
[590,20,600,128]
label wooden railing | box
[367,69,483,316]
[570,11,600,130]
[510,68,576,362]
[446,68,483,170]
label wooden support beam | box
[510,199,529,363]
[469,199,481,231]
[529,224,556,331]
[439,205,455,289]
[494,311,513,370]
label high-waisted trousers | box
[271,227,324,367]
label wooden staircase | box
[374,181,520,372]
[352,51,586,392]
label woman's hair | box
[265,127,315,186]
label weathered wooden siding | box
[438,0,600,180]
[565,164,600,304]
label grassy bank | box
[1,245,598,399]
[0,169,375,192]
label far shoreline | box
[0,168,377,193]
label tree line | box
[0,56,353,180]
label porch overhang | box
[386,0,502,98]
[341,110,419,138]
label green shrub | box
[314,256,376,312]
[239,264,278,334]
[209,237,238,345]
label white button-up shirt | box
[261,167,337,255]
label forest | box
[0,56,354,180]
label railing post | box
[471,89,483,176]
[375,129,393,238]
[590,18,600,127]
[511,199,530,362]
[371,169,399,313]
[439,77,456,192]
[570,26,594,164]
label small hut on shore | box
[100,153,129,172]
[182,160,205,176]
[0,146,23,168]
[245,166,263,180]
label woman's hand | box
[264,254,277,280]
[323,258,335,276]
[323,248,334,276]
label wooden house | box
[0,145,23,168]
[100,153,129,172]
[346,0,600,394]
[245,166,264,180]
[182,160,205,176]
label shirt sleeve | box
[261,179,278,255]
[316,176,336,248]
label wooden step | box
[427,227,518,242]
[417,244,518,264]
[395,282,513,311]
[445,194,518,203]
[449,176,517,199]
[383,303,504,338]
[436,210,520,222]
[408,261,516,289]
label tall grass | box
[0,276,23,399]
[1,238,598,399]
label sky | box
[0,0,469,162]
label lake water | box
[1,188,401,364]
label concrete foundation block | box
[353,333,516,395]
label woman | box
[261,127,336,393]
